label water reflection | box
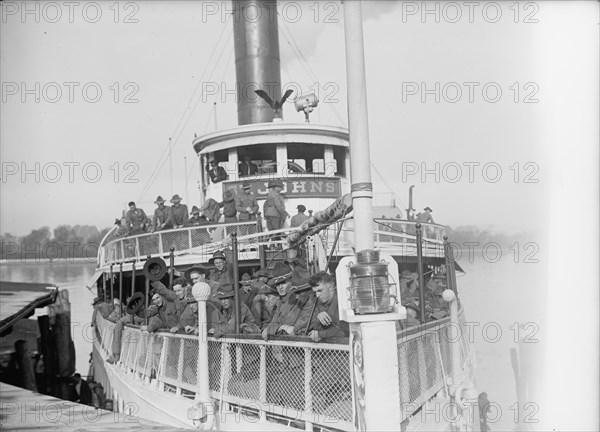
[0,262,96,287]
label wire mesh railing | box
[93,300,471,431]
[100,221,260,266]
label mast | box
[344,1,374,251]
[343,3,403,431]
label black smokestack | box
[233,0,282,125]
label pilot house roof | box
[192,122,349,155]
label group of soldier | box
[93,250,347,362]
[116,179,310,237]
[92,251,348,411]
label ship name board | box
[225,177,341,198]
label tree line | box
[0,225,111,261]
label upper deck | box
[192,122,351,211]
[97,218,447,270]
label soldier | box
[221,189,238,223]
[125,201,148,235]
[208,251,232,286]
[235,181,259,221]
[306,272,348,342]
[187,206,209,226]
[239,155,258,177]
[261,265,313,339]
[152,196,171,231]
[290,204,309,228]
[253,283,280,330]
[165,194,189,228]
[209,284,260,338]
[150,277,190,333]
[207,160,228,183]
[239,273,256,308]
[416,206,434,223]
[263,180,288,231]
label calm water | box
[0,254,544,430]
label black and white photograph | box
[1,1,597,430]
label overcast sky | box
[1,1,597,236]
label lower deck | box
[92,310,474,431]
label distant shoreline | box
[0,258,96,265]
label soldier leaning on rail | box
[125,201,148,235]
[306,272,352,411]
[151,195,171,231]
[165,194,189,228]
[261,266,314,340]
[208,284,260,339]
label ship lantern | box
[348,249,396,314]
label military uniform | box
[153,205,171,230]
[125,208,148,234]
[166,204,189,227]
[290,212,309,228]
[235,192,259,221]
[263,189,288,230]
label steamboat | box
[90,1,478,430]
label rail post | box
[257,213,267,270]
[191,281,215,428]
[119,262,123,317]
[416,223,426,322]
[144,255,151,326]
[109,264,114,302]
[169,247,175,288]
[231,232,241,333]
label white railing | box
[323,219,447,257]
[99,217,448,267]
[94,310,472,431]
[100,221,261,266]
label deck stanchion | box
[130,261,136,324]
[109,264,114,302]
[145,255,151,326]
[231,232,241,334]
[119,262,123,317]
[169,247,175,288]
[100,273,105,303]
[257,214,267,270]
[416,223,426,322]
[191,281,215,428]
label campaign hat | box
[190,205,200,215]
[253,268,270,278]
[223,189,235,202]
[424,207,432,212]
[170,194,183,203]
[267,179,284,188]
[216,283,235,299]
[91,297,103,306]
[184,265,210,280]
[268,265,293,286]
[154,196,166,204]
[242,181,251,190]
[209,251,227,264]
[240,273,252,285]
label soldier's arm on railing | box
[151,280,177,302]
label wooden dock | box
[0,382,190,431]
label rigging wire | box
[278,19,347,127]
[279,16,406,210]
[138,21,231,202]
